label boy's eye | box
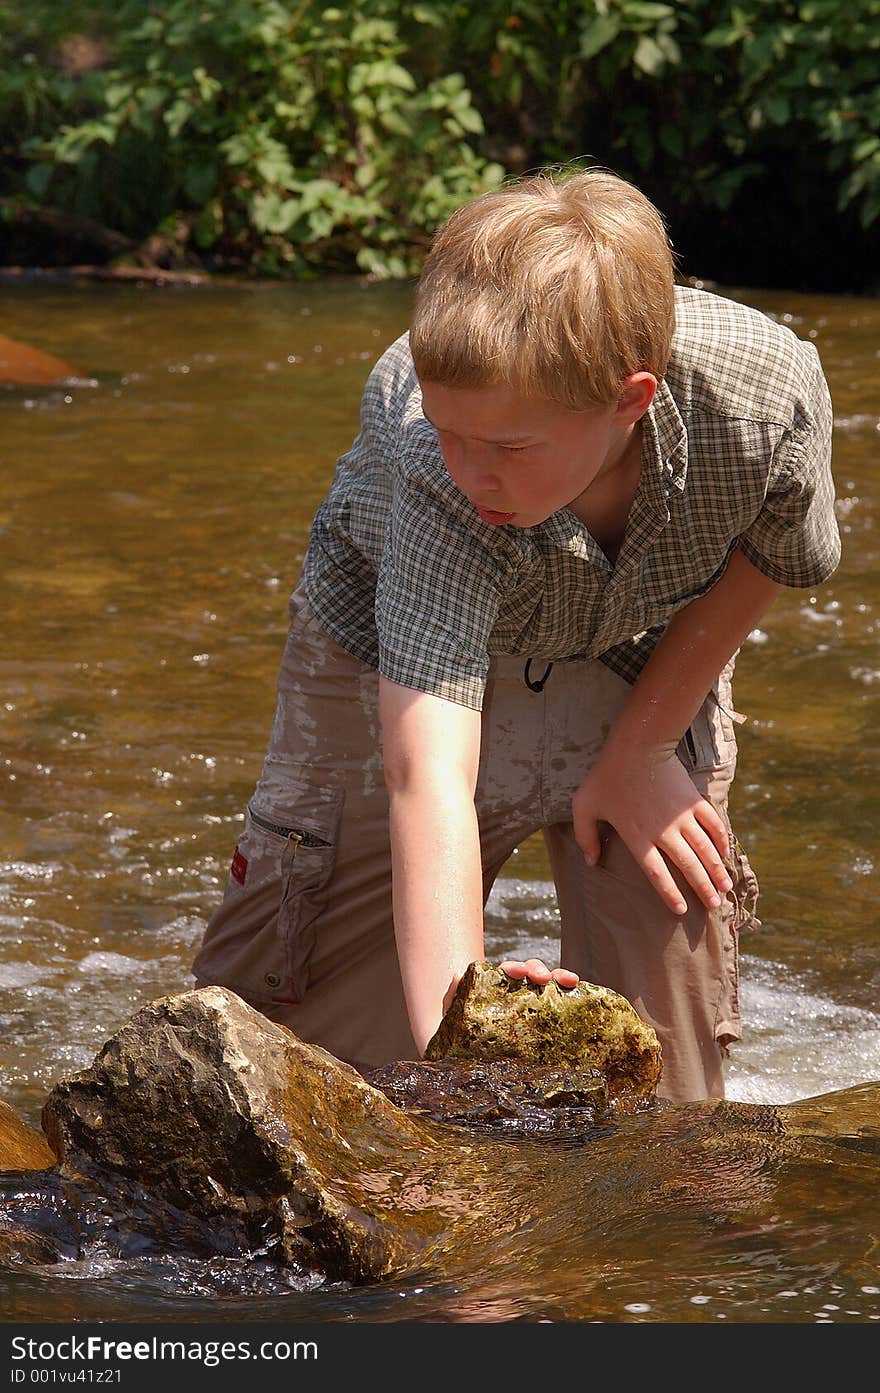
[432,424,530,454]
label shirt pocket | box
[237,772,344,1004]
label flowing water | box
[0,275,878,1323]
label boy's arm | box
[379,679,576,1053]
[573,547,782,913]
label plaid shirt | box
[302,286,839,710]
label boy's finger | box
[681,823,733,894]
[694,799,730,859]
[499,958,553,983]
[638,846,689,916]
[500,962,579,991]
[644,832,730,915]
[666,836,723,911]
[572,809,602,866]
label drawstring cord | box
[523,659,554,693]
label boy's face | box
[418,377,652,529]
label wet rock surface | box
[40,986,494,1284]
[1,983,879,1302]
[0,1099,56,1172]
[425,962,662,1104]
[365,1057,609,1135]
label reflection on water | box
[0,276,878,1321]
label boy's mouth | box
[473,504,516,526]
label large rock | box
[0,987,878,1308]
[40,986,503,1283]
[425,962,661,1104]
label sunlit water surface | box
[0,277,877,1323]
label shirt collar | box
[644,375,688,494]
[536,377,688,555]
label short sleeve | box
[738,347,841,587]
[375,428,512,711]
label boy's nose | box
[458,445,500,494]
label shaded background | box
[1,0,879,291]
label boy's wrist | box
[598,718,681,771]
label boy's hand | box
[498,960,580,990]
[441,960,579,1017]
[572,744,732,916]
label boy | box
[192,168,839,1101]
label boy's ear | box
[614,371,657,424]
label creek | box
[0,276,877,1322]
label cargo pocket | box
[224,772,345,1007]
[678,679,744,773]
[255,781,343,1005]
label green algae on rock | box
[425,962,661,1104]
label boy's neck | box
[570,422,643,559]
[598,421,642,483]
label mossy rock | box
[425,962,661,1104]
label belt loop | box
[523,659,554,693]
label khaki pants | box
[192,583,759,1102]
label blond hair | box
[409,167,675,410]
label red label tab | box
[230,847,248,885]
[270,980,301,1006]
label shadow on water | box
[0,276,878,1322]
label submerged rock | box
[1,983,878,1300]
[0,333,80,385]
[0,1099,55,1172]
[0,1103,63,1269]
[425,961,661,1104]
[40,986,504,1283]
[366,1057,608,1134]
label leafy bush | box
[439,0,880,230]
[2,0,503,275]
[1,0,877,278]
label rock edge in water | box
[4,970,659,1282]
[3,980,878,1291]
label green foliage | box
[0,0,503,275]
[0,0,877,276]
[437,0,880,228]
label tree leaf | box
[633,35,665,74]
[579,15,620,60]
